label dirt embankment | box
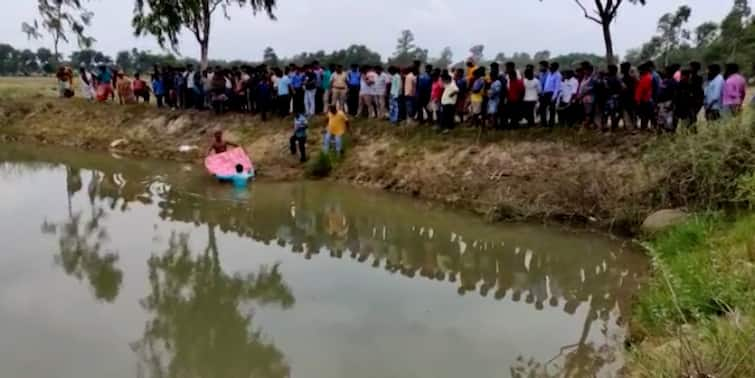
[0,96,660,231]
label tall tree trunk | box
[54,2,62,62]
[53,38,60,62]
[200,41,209,70]
[602,22,616,64]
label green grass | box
[629,214,755,377]
[0,76,58,99]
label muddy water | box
[0,144,646,378]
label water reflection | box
[1,145,647,376]
[131,231,293,378]
[41,167,123,302]
[28,148,644,318]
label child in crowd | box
[290,113,308,162]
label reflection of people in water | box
[52,158,645,341]
[324,203,349,257]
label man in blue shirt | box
[346,64,361,116]
[290,65,305,115]
[540,62,562,127]
[537,61,549,126]
[537,61,550,92]
[704,63,724,121]
[216,164,255,188]
[290,113,308,162]
[416,64,433,123]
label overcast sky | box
[0,0,734,62]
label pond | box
[0,144,647,378]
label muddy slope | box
[0,96,659,230]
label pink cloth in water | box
[204,147,254,176]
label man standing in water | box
[215,164,254,188]
[207,129,239,156]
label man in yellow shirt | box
[324,105,349,154]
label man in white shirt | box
[373,66,390,119]
[183,64,195,108]
[359,67,377,118]
[559,70,580,126]
[440,73,459,132]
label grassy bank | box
[627,214,755,377]
[626,111,755,376]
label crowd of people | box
[63,58,753,135]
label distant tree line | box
[626,0,754,68]
[0,31,608,77]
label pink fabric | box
[204,147,253,176]
[723,73,747,106]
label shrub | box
[646,117,755,211]
[305,151,332,178]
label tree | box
[511,52,533,67]
[719,0,752,61]
[389,30,427,66]
[22,0,95,59]
[540,0,647,64]
[262,46,280,67]
[36,47,56,73]
[0,44,20,75]
[469,44,484,63]
[327,45,382,67]
[533,50,552,62]
[18,49,40,73]
[115,50,133,71]
[133,0,277,69]
[433,47,454,69]
[70,49,112,68]
[132,231,293,378]
[694,22,719,48]
[656,5,692,65]
[629,35,663,63]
